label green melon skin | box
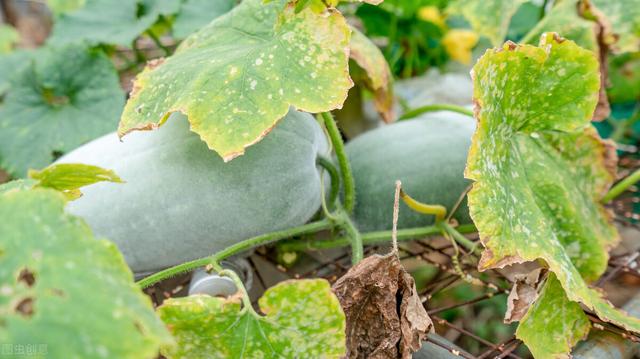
[346,114,474,232]
[57,110,328,275]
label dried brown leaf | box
[332,253,433,359]
[504,267,545,324]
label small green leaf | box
[468,32,640,356]
[49,0,181,47]
[447,0,526,46]
[158,279,346,358]
[521,0,598,52]
[119,0,352,161]
[28,163,123,200]
[0,45,124,177]
[516,275,591,358]
[172,0,235,39]
[0,25,19,54]
[0,187,173,358]
[591,0,640,53]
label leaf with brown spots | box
[119,0,352,162]
[0,185,172,358]
[332,253,433,359]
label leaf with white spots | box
[520,0,611,121]
[118,0,352,161]
[28,163,123,200]
[468,32,640,357]
[515,275,591,358]
[447,0,526,46]
[349,27,394,122]
[590,0,640,53]
[0,186,172,358]
[158,279,346,358]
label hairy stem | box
[137,219,333,288]
[440,222,479,254]
[603,168,640,203]
[321,112,356,214]
[336,210,363,264]
[279,223,477,251]
[399,104,473,121]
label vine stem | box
[439,222,479,254]
[146,31,171,56]
[278,224,477,251]
[399,104,473,121]
[221,269,257,316]
[336,209,363,264]
[603,168,640,203]
[316,155,340,211]
[321,112,356,214]
[136,219,333,289]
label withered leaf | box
[504,267,545,324]
[332,253,433,359]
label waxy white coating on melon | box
[58,110,328,275]
[346,114,475,232]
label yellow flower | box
[417,6,446,28]
[442,29,479,65]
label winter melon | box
[57,110,329,275]
[346,114,474,232]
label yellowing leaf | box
[119,0,352,161]
[442,29,479,65]
[468,32,640,357]
[349,27,394,122]
[158,279,346,358]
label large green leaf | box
[119,0,352,161]
[0,186,172,358]
[49,0,180,47]
[467,32,640,357]
[0,45,124,177]
[447,0,526,46]
[591,0,640,53]
[158,279,346,358]
[172,0,235,39]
